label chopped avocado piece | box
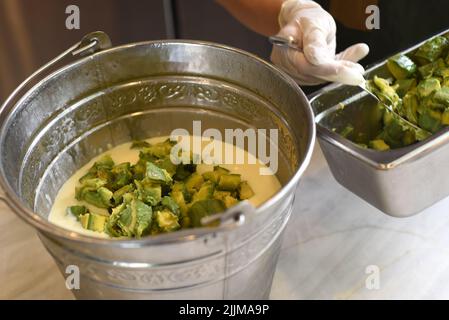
[105,203,126,237]
[435,67,449,79]
[373,76,399,104]
[134,179,161,206]
[155,158,177,177]
[110,162,133,190]
[131,140,151,149]
[174,164,196,181]
[171,182,190,218]
[141,139,175,159]
[223,195,238,208]
[403,92,419,124]
[161,196,180,216]
[185,173,204,193]
[217,174,241,191]
[442,110,449,125]
[95,155,115,168]
[433,87,449,107]
[387,54,417,80]
[116,206,136,237]
[213,166,230,180]
[78,155,114,184]
[419,110,442,133]
[402,130,416,146]
[189,199,226,228]
[202,166,230,183]
[66,205,88,219]
[98,187,113,206]
[369,139,390,151]
[131,159,148,181]
[213,190,231,202]
[80,213,108,232]
[80,186,113,209]
[112,184,135,204]
[172,181,191,202]
[415,36,449,65]
[396,79,417,98]
[381,118,409,148]
[417,78,441,97]
[171,190,188,215]
[146,162,172,184]
[134,199,153,237]
[75,178,107,199]
[156,209,180,232]
[202,171,217,183]
[238,181,255,200]
[418,59,446,79]
[191,181,215,203]
[105,196,152,237]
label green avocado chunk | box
[189,199,226,228]
[67,138,256,237]
[217,174,241,191]
[415,36,449,65]
[387,54,417,80]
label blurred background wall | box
[0,0,270,102]
[1,0,449,101]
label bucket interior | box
[0,42,313,221]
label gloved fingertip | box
[355,43,370,59]
[337,43,370,63]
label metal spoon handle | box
[269,35,300,50]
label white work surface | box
[1,145,449,299]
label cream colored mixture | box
[48,136,282,238]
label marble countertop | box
[2,145,449,299]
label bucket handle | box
[0,32,111,116]
[0,32,111,208]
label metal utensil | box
[269,35,300,51]
[269,35,431,136]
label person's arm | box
[216,0,284,36]
[218,0,369,86]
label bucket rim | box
[0,39,316,246]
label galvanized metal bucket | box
[0,32,315,299]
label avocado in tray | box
[339,35,449,151]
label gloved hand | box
[271,0,370,86]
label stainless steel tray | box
[310,29,449,217]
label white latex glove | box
[271,0,370,86]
